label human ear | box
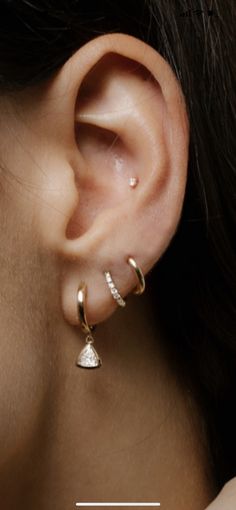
[34,33,189,326]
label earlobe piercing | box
[76,282,102,369]
[127,257,145,295]
[128,177,139,188]
[76,258,145,369]
[104,257,145,310]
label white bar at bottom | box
[75,504,160,507]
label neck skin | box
[1,289,216,510]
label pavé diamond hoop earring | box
[76,282,102,369]
[104,271,126,307]
[104,257,145,309]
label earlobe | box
[43,33,189,327]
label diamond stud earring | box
[129,177,139,188]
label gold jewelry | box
[76,282,102,369]
[104,271,126,307]
[104,258,145,308]
[76,257,144,369]
[127,257,145,295]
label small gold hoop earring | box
[76,282,102,369]
[77,282,94,334]
[127,257,145,295]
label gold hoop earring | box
[127,257,145,295]
[76,282,102,369]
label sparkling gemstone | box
[77,344,102,368]
[117,297,126,307]
[129,177,139,188]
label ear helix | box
[76,256,145,369]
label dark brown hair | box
[0,0,235,490]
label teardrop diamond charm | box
[76,336,102,369]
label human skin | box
[0,33,234,509]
